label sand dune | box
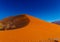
[52,21,60,25]
[0,14,60,42]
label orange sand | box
[0,15,60,42]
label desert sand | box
[0,14,60,42]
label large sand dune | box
[0,14,60,42]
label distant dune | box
[0,14,60,42]
[52,21,60,25]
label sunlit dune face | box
[0,14,60,42]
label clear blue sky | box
[0,0,60,22]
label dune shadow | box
[0,14,30,31]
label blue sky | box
[0,0,60,22]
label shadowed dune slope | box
[0,14,60,42]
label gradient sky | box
[0,0,60,22]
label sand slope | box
[0,14,60,42]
